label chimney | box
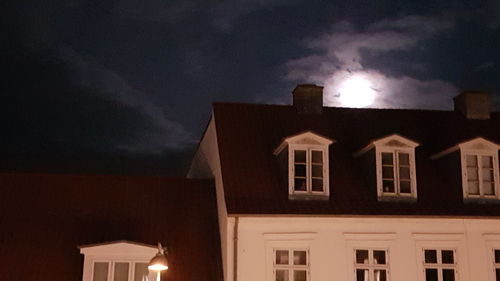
[293,84,324,114]
[453,91,491,120]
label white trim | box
[274,131,334,156]
[375,147,418,200]
[460,149,500,200]
[345,235,395,281]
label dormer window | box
[356,134,419,201]
[432,137,500,200]
[274,131,334,199]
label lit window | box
[274,249,308,281]
[423,249,456,281]
[354,249,389,281]
[274,131,333,199]
[493,249,500,281]
[80,241,158,281]
[463,153,498,198]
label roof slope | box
[0,173,222,281]
[213,102,500,216]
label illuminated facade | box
[189,85,500,281]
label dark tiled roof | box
[0,173,222,281]
[213,102,500,216]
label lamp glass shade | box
[148,254,169,271]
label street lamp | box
[149,243,168,281]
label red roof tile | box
[213,102,500,216]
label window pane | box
[495,249,500,263]
[443,269,455,281]
[114,263,129,281]
[295,164,306,177]
[276,250,289,265]
[295,150,306,163]
[311,151,322,164]
[382,153,393,165]
[399,153,410,165]
[311,179,323,192]
[399,167,410,180]
[468,181,479,195]
[382,180,395,193]
[467,168,479,180]
[276,269,288,281]
[356,269,369,281]
[374,270,387,281]
[425,268,438,281]
[424,250,437,263]
[466,155,478,167]
[382,167,394,179]
[356,250,369,264]
[134,263,149,281]
[496,268,500,281]
[482,156,493,168]
[400,181,411,193]
[93,262,109,281]
[312,165,322,177]
[293,251,307,265]
[294,179,306,191]
[441,250,454,264]
[373,250,386,264]
[293,270,307,281]
[484,182,495,195]
[483,169,493,181]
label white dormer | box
[79,241,157,281]
[433,137,500,199]
[357,134,419,200]
[274,131,334,199]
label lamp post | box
[148,243,168,281]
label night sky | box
[2,0,500,175]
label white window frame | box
[289,144,329,196]
[460,149,499,199]
[273,248,309,281]
[273,131,333,199]
[353,248,390,281]
[421,248,457,281]
[413,233,467,281]
[357,134,419,200]
[264,232,316,281]
[376,147,417,198]
[80,241,158,281]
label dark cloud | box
[284,14,457,109]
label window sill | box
[377,195,417,203]
[463,197,500,204]
[289,194,329,201]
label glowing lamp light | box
[148,243,169,271]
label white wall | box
[187,116,231,281]
[233,216,500,281]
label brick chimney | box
[293,84,324,114]
[453,91,491,120]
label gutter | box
[233,216,239,281]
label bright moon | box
[338,75,376,108]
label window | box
[494,249,500,281]
[274,249,309,281]
[356,134,419,200]
[80,241,158,281]
[381,151,412,195]
[92,261,153,281]
[354,249,389,281]
[423,249,456,281]
[463,153,498,198]
[292,148,326,193]
[274,131,333,199]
